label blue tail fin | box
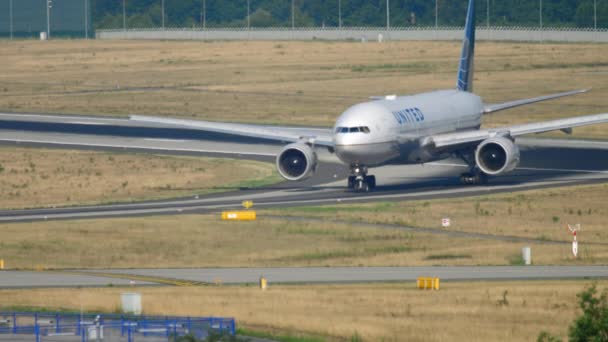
[457,0,475,92]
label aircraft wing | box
[423,112,608,149]
[130,115,335,147]
[483,89,589,114]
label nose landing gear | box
[348,165,376,192]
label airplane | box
[130,0,608,193]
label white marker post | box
[567,224,581,258]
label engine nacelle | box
[475,137,520,175]
[276,143,318,181]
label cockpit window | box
[335,126,371,134]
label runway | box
[1,112,608,222]
[1,266,607,289]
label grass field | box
[266,183,608,243]
[0,146,278,209]
[1,40,607,138]
[3,183,608,270]
[1,281,605,341]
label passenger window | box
[361,127,370,133]
[349,127,360,133]
[340,127,348,133]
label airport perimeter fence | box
[0,312,236,342]
[2,0,608,41]
[0,0,91,39]
[96,26,608,43]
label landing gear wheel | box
[348,165,375,193]
[456,150,489,186]
[365,175,376,190]
[354,179,369,193]
[459,171,488,185]
[347,176,356,189]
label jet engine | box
[276,143,318,181]
[475,137,520,175]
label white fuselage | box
[333,90,483,167]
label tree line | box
[93,0,608,29]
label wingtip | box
[573,88,591,94]
[129,114,149,120]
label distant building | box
[0,0,91,38]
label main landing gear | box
[348,165,376,192]
[459,169,488,185]
[457,150,489,185]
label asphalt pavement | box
[0,271,155,288]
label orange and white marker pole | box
[567,224,581,258]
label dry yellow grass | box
[0,40,607,137]
[268,183,608,243]
[0,146,278,209]
[1,281,606,341]
[1,212,604,270]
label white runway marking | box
[517,166,608,174]
[427,162,608,174]
[68,121,109,126]
[426,162,467,168]
[144,138,186,143]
